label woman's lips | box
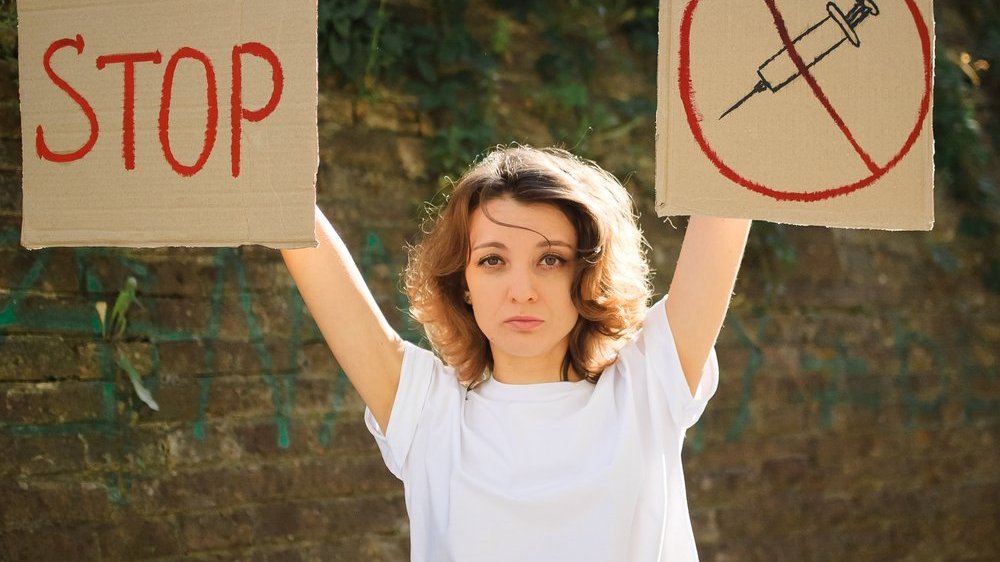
[504,317,544,331]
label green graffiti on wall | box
[0,229,418,451]
[687,307,998,447]
[192,249,298,448]
[799,336,879,429]
[2,228,998,483]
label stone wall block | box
[0,478,118,529]
[0,335,109,382]
[181,508,257,552]
[97,515,180,560]
[0,380,107,424]
[0,433,87,477]
[0,171,22,214]
[355,95,421,136]
[0,525,102,562]
[318,87,356,129]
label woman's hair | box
[404,146,653,386]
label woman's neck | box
[490,343,582,384]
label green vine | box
[317,0,658,177]
[318,0,401,95]
[933,1,1000,291]
[402,0,501,181]
[507,0,657,155]
[0,0,17,61]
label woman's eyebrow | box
[471,241,507,251]
[471,240,574,251]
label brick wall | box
[2,5,999,562]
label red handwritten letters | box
[35,34,284,178]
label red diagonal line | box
[762,0,880,174]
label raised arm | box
[281,205,404,431]
[665,216,751,395]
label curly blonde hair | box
[405,146,652,386]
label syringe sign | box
[759,8,857,91]
[678,0,932,202]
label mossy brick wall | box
[2,5,999,562]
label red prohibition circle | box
[678,0,932,202]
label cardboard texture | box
[19,0,318,248]
[655,0,934,230]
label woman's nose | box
[507,269,538,303]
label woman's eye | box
[479,255,503,267]
[540,255,566,267]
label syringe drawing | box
[720,0,881,120]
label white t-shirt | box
[365,297,718,562]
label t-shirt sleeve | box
[625,296,719,430]
[363,340,455,479]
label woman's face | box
[464,196,580,373]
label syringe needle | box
[720,80,768,120]
[718,1,880,120]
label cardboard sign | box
[18,0,318,248]
[655,0,934,230]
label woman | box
[282,146,750,561]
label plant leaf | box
[117,352,160,412]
